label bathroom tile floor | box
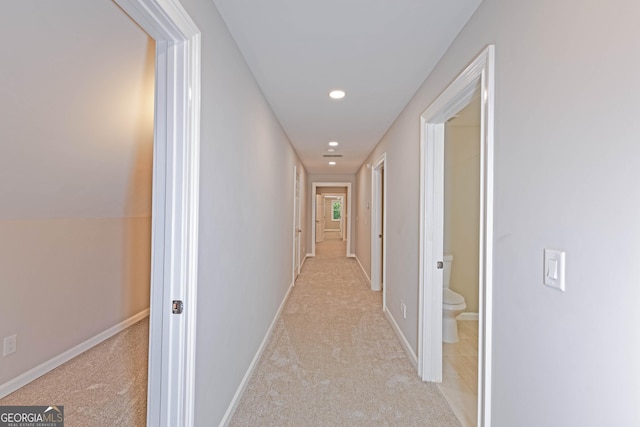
[438,319,478,427]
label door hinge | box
[172,300,184,314]
[437,261,444,269]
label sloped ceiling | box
[213,0,483,173]
[0,0,154,219]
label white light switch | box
[544,249,566,291]
[548,259,558,280]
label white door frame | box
[311,182,352,257]
[418,45,494,427]
[114,1,200,426]
[371,153,387,306]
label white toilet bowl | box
[442,253,466,343]
[443,288,466,343]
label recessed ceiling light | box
[329,89,346,99]
[327,148,336,152]
[328,141,339,147]
[329,161,337,166]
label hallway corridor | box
[229,240,460,426]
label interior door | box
[379,167,385,288]
[294,172,302,277]
[315,194,324,242]
[371,161,384,291]
[339,197,345,238]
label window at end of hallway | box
[332,200,341,221]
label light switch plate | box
[544,249,566,291]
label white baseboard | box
[354,255,371,285]
[0,308,150,399]
[306,252,314,258]
[384,307,418,369]
[219,281,295,426]
[457,312,479,321]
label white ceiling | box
[212,0,483,174]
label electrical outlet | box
[3,335,17,357]
[400,301,407,319]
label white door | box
[340,196,345,239]
[315,194,325,242]
[294,171,302,277]
[371,154,386,293]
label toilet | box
[442,253,466,343]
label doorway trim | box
[371,153,387,308]
[311,182,352,257]
[418,45,494,426]
[114,1,200,426]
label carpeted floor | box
[0,318,149,426]
[229,239,461,426]
[1,240,461,426]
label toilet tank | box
[443,253,453,289]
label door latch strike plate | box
[172,300,184,314]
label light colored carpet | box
[230,240,461,426]
[0,318,148,426]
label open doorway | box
[0,0,154,412]
[115,2,201,424]
[311,182,352,257]
[322,195,344,240]
[418,46,495,426]
[0,1,201,424]
[439,89,481,426]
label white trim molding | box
[384,310,418,369]
[0,309,149,399]
[418,45,495,427]
[113,1,201,426]
[458,312,480,321]
[355,255,371,285]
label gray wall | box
[354,0,640,424]
[0,1,153,387]
[177,0,307,423]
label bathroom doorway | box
[418,46,495,426]
[439,89,481,426]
